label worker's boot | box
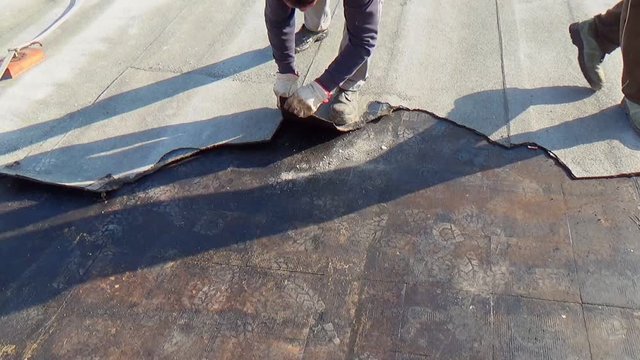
[623,98,640,135]
[295,26,329,54]
[330,89,359,126]
[569,20,606,90]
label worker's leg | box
[621,0,640,104]
[593,2,624,54]
[296,0,331,53]
[621,0,640,133]
[569,4,621,90]
[327,29,368,125]
[330,1,383,125]
[304,0,332,32]
[338,27,369,92]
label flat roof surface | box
[1,0,639,191]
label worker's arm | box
[265,0,297,75]
[316,0,381,92]
[284,0,381,118]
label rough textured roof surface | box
[1,0,638,191]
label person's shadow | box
[0,46,274,157]
[447,86,640,151]
[0,109,544,318]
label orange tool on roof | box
[0,0,82,81]
[0,44,45,80]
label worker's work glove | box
[274,73,300,108]
[284,81,330,118]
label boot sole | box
[569,23,602,91]
[295,32,329,54]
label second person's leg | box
[594,2,624,53]
[621,0,640,104]
[621,0,640,133]
[569,3,623,90]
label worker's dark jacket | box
[265,0,381,91]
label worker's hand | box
[284,81,330,118]
[274,73,300,107]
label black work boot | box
[569,20,606,91]
[330,89,359,126]
[295,26,329,54]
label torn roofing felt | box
[1,0,638,192]
[0,0,288,191]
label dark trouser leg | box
[594,1,640,103]
[621,0,640,103]
[594,2,623,54]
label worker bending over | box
[265,0,381,125]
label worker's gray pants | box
[304,0,369,92]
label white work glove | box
[284,81,330,118]
[274,73,300,107]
